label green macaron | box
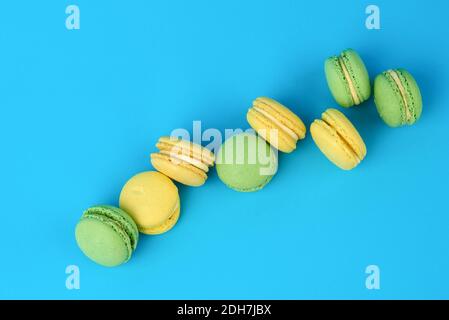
[325,49,371,107]
[216,132,278,192]
[374,69,423,127]
[75,205,139,267]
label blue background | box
[1,0,448,299]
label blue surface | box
[1,0,449,299]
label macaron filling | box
[338,56,361,105]
[387,70,412,123]
[251,106,299,141]
[157,138,215,166]
[158,149,210,172]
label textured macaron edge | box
[247,108,298,152]
[395,69,422,124]
[321,109,367,161]
[340,49,370,104]
[79,212,133,262]
[325,56,354,107]
[310,119,360,170]
[82,205,138,251]
[383,70,410,125]
[374,73,403,127]
[377,70,412,126]
[253,97,306,139]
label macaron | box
[75,205,139,267]
[374,69,423,127]
[151,137,215,187]
[216,132,278,192]
[310,108,367,170]
[246,97,306,153]
[120,171,180,235]
[325,49,371,107]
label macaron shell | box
[310,120,360,170]
[247,109,297,153]
[216,133,278,192]
[151,153,207,187]
[374,73,403,127]
[119,171,180,234]
[325,57,354,107]
[341,49,371,103]
[321,108,367,160]
[75,217,131,267]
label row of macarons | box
[75,48,423,267]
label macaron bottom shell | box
[151,153,207,187]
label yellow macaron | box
[246,97,306,153]
[310,108,367,170]
[119,171,180,235]
[150,136,215,187]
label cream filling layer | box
[157,140,215,166]
[159,149,209,172]
[252,106,299,141]
[388,70,411,122]
[338,57,360,105]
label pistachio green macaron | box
[374,69,423,127]
[75,205,139,267]
[325,49,371,107]
[216,132,278,192]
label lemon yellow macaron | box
[150,137,215,187]
[119,171,180,235]
[247,97,306,153]
[310,108,366,170]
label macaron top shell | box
[247,97,306,153]
[119,171,180,234]
[216,133,278,192]
[374,69,422,127]
[75,205,138,267]
[325,49,371,107]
